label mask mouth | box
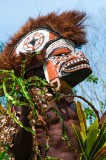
[62,57,90,72]
[61,56,92,87]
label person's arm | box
[13,106,33,160]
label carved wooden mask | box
[13,27,92,88]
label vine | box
[0,54,104,160]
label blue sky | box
[0,0,106,42]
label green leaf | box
[32,51,41,55]
[3,80,28,107]
[0,152,4,159]
[89,120,106,160]
[52,107,74,149]
[86,74,98,84]
[45,156,61,160]
[17,77,33,103]
[7,105,35,134]
[97,156,106,160]
[85,119,99,156]
[72,123,88,160]
[17,77,38,118]
[0,151,10,160]
[92,146,106,160]
[76,101,87,140]
[1,153,9,160]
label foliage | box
[84,107,97,124]
[0,55,64,159]
[0,69,105,159]
[0,144,10,160]
[72,101,106,160]
[86,74,98,84]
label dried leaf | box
[76,101,87,140]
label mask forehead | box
[13,28,58,56]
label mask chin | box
[61,67,92,87]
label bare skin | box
[36,99,80,160]
[13,106,33,160]
[13,99,80,160]
[13,68,80,160]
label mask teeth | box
[65,57,89,67]
[63,64,90,71]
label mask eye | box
[13,29,59,56]
[52,48,71,57]
[13,30,50,56]
[23,32,44,52]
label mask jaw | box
[43,40,92,89]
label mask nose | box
[67,51,85,62]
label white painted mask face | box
[13,28,92,88]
